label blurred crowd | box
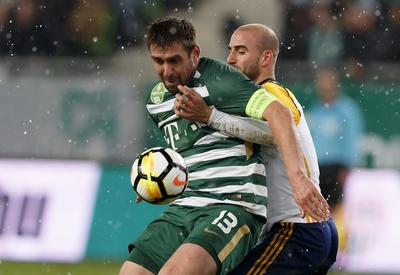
[1,0,398,63]
[280,0,400,74]
[0,0,195,57]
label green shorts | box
[127,204,265,274]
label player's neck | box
[256,71,275,85]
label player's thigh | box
[159,243,217,275]
[230,221,333,275]
[267,222,333,274]
[185,204,264,275]
[119,261,154,275]
[127,211,187,274]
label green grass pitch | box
[0,261,381,275]
[0,261,122,275]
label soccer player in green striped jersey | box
[119,17,329,275]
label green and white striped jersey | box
[146,57,275,218]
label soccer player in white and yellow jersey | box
[175,24,338,274]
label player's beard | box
[163,76,181,93]
[164,69,196,93]
[242,63,261,82]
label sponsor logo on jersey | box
[204,226,222,239]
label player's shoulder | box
[262,80,297,100]
[198,56,244,79]
[262,80,302,123]
[199,56,228,70]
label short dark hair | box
[146,17,196,54]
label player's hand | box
[290,174,330,222]
[135,196,142,203]
[174,85,212,124]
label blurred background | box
[0,0,399,274]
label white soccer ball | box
[130,147,189,204]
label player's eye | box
[168,57,182,65]
[153,58,163,65]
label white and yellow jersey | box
[260,80,320,229]
[207,80,321,229]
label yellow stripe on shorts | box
[218,225,250,262]
[246,223,294,275]
[256,223,294,274]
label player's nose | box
[163,64,175,78]
[227,53,236,65]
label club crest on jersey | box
[151,82,167,104]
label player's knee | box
[159,261,216,275]
[119,261,154,275]
[119,261,131,275]
[159,262,203,275]
[159,264,183,275]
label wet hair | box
[146,17,196,54]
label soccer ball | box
[130,147,189,204]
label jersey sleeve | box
[201,58,277,116]
[208,107,275,145]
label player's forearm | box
[208,107,275,145]
[262,101,306,183]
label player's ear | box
[260,49,273,67]
[191,44,200,64]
